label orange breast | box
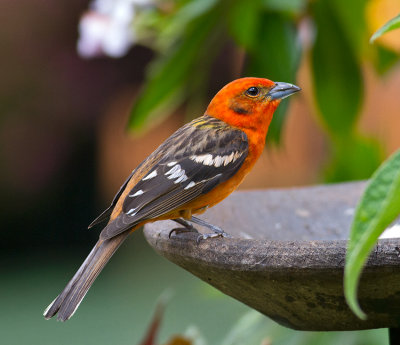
[165,133,265,219]
[185,154,259,212]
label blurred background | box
[1,0,400,344]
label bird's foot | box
[189,216,230,243]
[171,217,230,242]
[169,227,200,238]
[170,219,199,238]
[196,230,230,244]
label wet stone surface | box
[144,182,400,331]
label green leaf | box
[262,0,305,15]
[227,0,262,51]
[324,135,383,183]
[157,0,219,50]
[344,149,400,319]
[372,44,400,75]
[330,0,368,59]
[311,1,363,137]
[246,13,301,143]
[128,7,220,131]
[370,14,400,43]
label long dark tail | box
[43,231,130,321]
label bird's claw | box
[171,217,230,243]
[196,231,230,244]
[169,227,199,239]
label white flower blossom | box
[77,0,152,58]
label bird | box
[43,77,300,321]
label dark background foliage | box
[1,0,400,343]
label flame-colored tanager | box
[44,77,300,321]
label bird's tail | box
[43,231,130,321]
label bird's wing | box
[99,116,249,240]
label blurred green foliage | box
[128,0,399,182]
[311,0,363,136]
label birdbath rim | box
[144,182,400,331]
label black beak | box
[267,82,301,100]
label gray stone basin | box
[143,182,400,331]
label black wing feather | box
[100,116,249,240]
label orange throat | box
[207,99,280,160]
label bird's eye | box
[245,87,259,97]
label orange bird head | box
[206,77,300,138]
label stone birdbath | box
[143,182,400,343]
